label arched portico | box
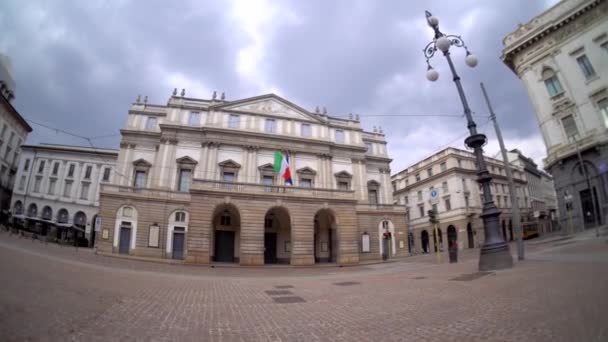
[211,204,241,263]
[264,206,291,264]
[421,230,429,253]
[314,208,338,263]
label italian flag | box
[274,151,293,185]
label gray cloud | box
[1,0,552,172]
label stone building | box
[392,147,530,254]
[95,92,407,265]
[10,144,118,246]
[507,149,558,234]
[0,54,32,221]
[502,0,608,231]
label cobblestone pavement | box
[0,230,607,341]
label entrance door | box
[467,224,474,249]
[172,232,185,260]
[580,189,597,228]
[119,226,131,254]
[264,233,277,264]
[421,231,429,253]
[214,230,235,262]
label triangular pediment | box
[215,94,323,123]
[133,158,152,167]
[258,163,275,171]
[334,170,353,178]
[176,156,198,165]
[296,166,317,175]
[218,159,241,169]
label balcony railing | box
[191,178,355,200]
[101,184,191,201]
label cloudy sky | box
[1,0,558,173]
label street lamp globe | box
[465,52,478,67]
[427,15,439,27]
[426,67,439,81]
[436,36,451,52]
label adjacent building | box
[392,147,530,254]
[502,0,608,231]
[95,92,407,265]
[507,149,558,234]
[10,144,118,246]
[0,54,32,222]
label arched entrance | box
[41,206,53,236]
[314,209,337,263]
[509,220,513,241]
[408,232,415,254]
[467,223,474,249]
[502,220,507,241]
[433,227,443,252]
[74,211,87,247]
[212,204,240,263]
[421,230,429,253]
[447,225,457,249]
[57,208,69,241]
[264,207,291,264]
[378,220,396,259]
[26,203,38,231]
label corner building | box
[96,93,407,265]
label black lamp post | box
[422,10,513,271]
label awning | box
[54,223,73,228]
[12,214,26,220]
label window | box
[8,132,14,146]
[264,215,273,228]
[457,159,462,168]
[18,176,26,190]
[462,178,467,191]
[262,175,274,192]
[134,170,146,188]
[84,165,92,179]
[440,162,447,172]
[228,114,240,128]
[264,118,276,133]
[52,162,59,176]
[33,177,42,193]
[368,189,378,205]
[419,205,425,218]
[442,181,448,193]
[301,123,311,137]
[427,168,433,177]
[497,196,501,208]
[80,182,90,200]
[365,142,373,153]
[561,115,578,138]
[338,181,349,190]
[175,212,186,222]
[415,173,420,181]
[220,211,231,226]
[602,42,608,54]
[0,124,6,139]
[188,112,200,126]
[48,179,56,195]
[404,196,409,205]
[23,159,30,171]
[417,190,422,201]
[464,195,470,209]
[63,180,73,197]
[223,171,235,183]
[576,55,596,79]
[598,98,608,128]
[4,146,11,162]
[432,204,438,213]
[542,69,563,97]
[102,167,111,181]
[335,130,345,143]
[299,178,312,188]
[145,117,158,129]
[178,169,192,192]
[67,164,75,177]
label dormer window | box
[542,68,563,97]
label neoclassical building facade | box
[502,0,608,231]
[95,92,407,265]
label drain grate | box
[412,276,427,280]
[265,290,293,296]
[272,296,306,304]
[450,271,494,282]
[333,281,360,286]
[274,285,294,289]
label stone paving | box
[0,230,607,341]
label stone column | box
[198,142,210,179]
[164,140,178,189]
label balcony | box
[191,179,356,201]
[100,184,191,202]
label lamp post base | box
[478,242,513,271]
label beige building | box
[392,147,530,254]
[0,54,32,221]
[502,0,608,231]
[95,92,407,265]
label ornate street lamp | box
[422,10,513,271]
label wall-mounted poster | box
[361,233,370,253]
[102,229,109,240]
